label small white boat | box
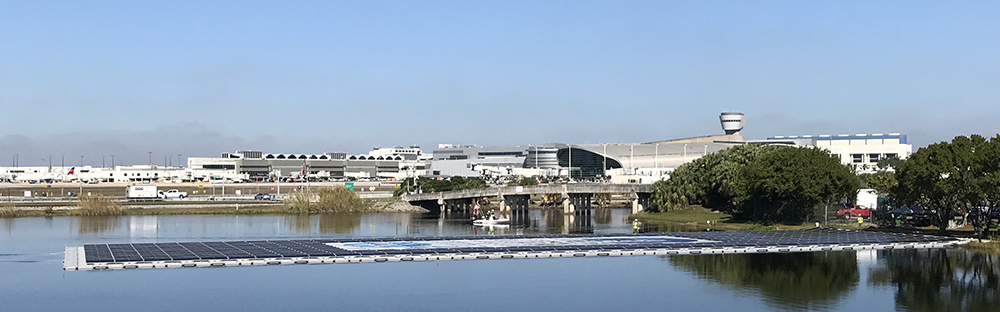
[473,218,510,225]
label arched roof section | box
[556,147,623,178]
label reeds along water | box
[283,187,371,213]
[0,202,19,218]
[77,194,124,216]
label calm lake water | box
[1,209,997,312]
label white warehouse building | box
[760,133,912,173]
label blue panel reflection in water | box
[1,210,997,312]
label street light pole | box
[80,155,84,167]
[148,152,152,167]
[178,154,183,168]
[111,155,115,169]
[567,144,572,179]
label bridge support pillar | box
[504,194,530,225]
[630,192,652,214]
[568,193,593,218]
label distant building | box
[429,112,749,180]
[187,148,428,181]
[760,133,912,173]
[428,112,913,182]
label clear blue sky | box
[2,1,998,165]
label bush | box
[1,203,20,218]
[316,187,370,213]
[512,177,538,186]
[284,189,315,213]
[77,194,124,216]
[285,187,371,213]
[593,193,612,206]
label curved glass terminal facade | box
[557,148,622,178]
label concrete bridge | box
[400,184,655,221]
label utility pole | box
[111,155,116,169]
[80,155,84,167]
[102,156,106,168]
[177,154,182,168]
[148,151,152,167]
[61,155,64,172]
[630,144,634,174]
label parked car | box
[254,193,275,201]
[889,205,935,227]
[160,189,188,199]
[837,204,871,218]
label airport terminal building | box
[427,112,913,181]
[1,113,912,184]
[186,147,430,181]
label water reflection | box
[318,214,362,234]
[283,214,365,234]
[2,218,13,234]
[594,208,612,225]
[285,215,313,234]
[667,252,860,310]
[870,249,1000,312]
[77,216,122,235]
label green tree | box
[454,177,488,190]
[393,176,488,197]
[737,146,859,223]
[876,156,905,171]
[652,144,781,212]
[653,144,857,224]
[895,135,988,233]
[859,171,898,196]
[512,177,538,186]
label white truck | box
[126,185,160,200]
[160,189,188,199]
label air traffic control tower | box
[720,112,746,135]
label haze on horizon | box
[1,1,998,166]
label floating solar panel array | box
[63,228,967,271]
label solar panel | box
[78,228,960,266]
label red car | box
[837,205,871,218]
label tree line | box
[652,144,858,224]
[393,176,488,196]
[893,135,1000,236]
[652,135,1000,236]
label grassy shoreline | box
[632,207,821,231]
[634,206,1000,255]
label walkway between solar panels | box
[63,228,969,271]
[400,184,654,221]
